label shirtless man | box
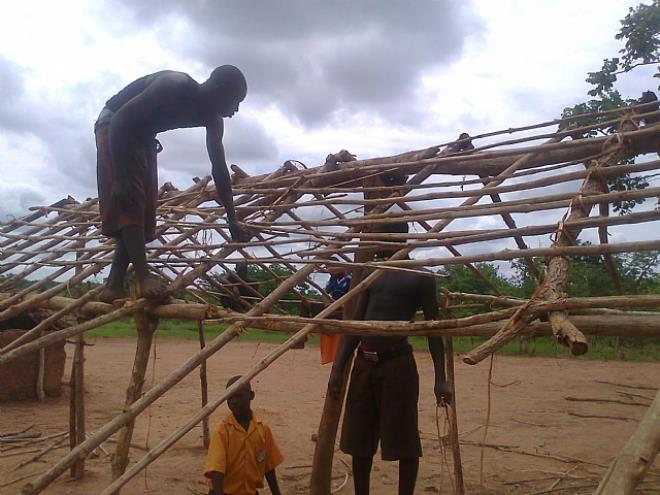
[328,222,451,495]
[95,66,248,302]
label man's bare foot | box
[99,285,128,304]
[137,276,168,300]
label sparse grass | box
[87,318,319,345]
[88,318,660,362]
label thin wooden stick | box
[567,412,635,422]
[595,380,658,391]
[0,470,43,489]
[444,336,465,494]
[71,331,86,479]
[198,321,210,449]
[110,312,158,492]
[0,426,34,438]
[12,435,69,471]
[565,396,650,407]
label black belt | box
[358,344,412,363]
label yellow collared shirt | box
[204,412,284,495]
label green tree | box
[561,1,659,214]
[618,250,660,294]
[202,263,319,314]
[437,262,518,316]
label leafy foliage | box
[508,250,660,299]
[201,263,319,314]
[561,1,659,214]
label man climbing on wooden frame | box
[328,221,452,495]
[95,66,248,302]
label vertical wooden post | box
[69,242,86,479]
[70,334,86,479]
[441,294,465,495]
[310,364,351,495]
[443,337,465,495]
[68,352,78,475]
[198,321,210,449]
[36,348,46,400]
[110,312,158,493]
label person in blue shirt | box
[325,259,352,300]
[298,257,352,361]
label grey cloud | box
[0,56,36,133]
[0,64,115,196]
[156,114,279,177]
[0,184,45,223]
[108,0,482,126]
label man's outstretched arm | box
[421,276,451,404]
[206,119,245,241]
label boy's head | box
[373,222,409,259]
[202,65,247,118]
[226,375,254,418]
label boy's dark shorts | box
[340,350,421,460]
[96,123,159,242]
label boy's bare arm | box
[210,471,224,495]
[421,277,451,404]
[265,469,282,495]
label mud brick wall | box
[0,330,66,401]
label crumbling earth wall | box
[0,330,66,400]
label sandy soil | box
[1,338,659,495]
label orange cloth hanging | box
[320,334,341,364]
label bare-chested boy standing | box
[328,222,452,495]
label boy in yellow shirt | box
[204,376,284,495]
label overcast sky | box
[0,0,656,229]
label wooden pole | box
[0,304,139,366]
[70,242,86,479]
[230,124,660,188]
[440,295,465,495]
[69,334,85,479]
[1,286,105,354]
[594,388,660,494]
[310,365,351,495]
[68,351,77,476]
[110,312,158,493]
[197,321,210,449]
[36,346,46,401]
[444,337,465,495]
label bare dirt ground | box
[1,338,659,495]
